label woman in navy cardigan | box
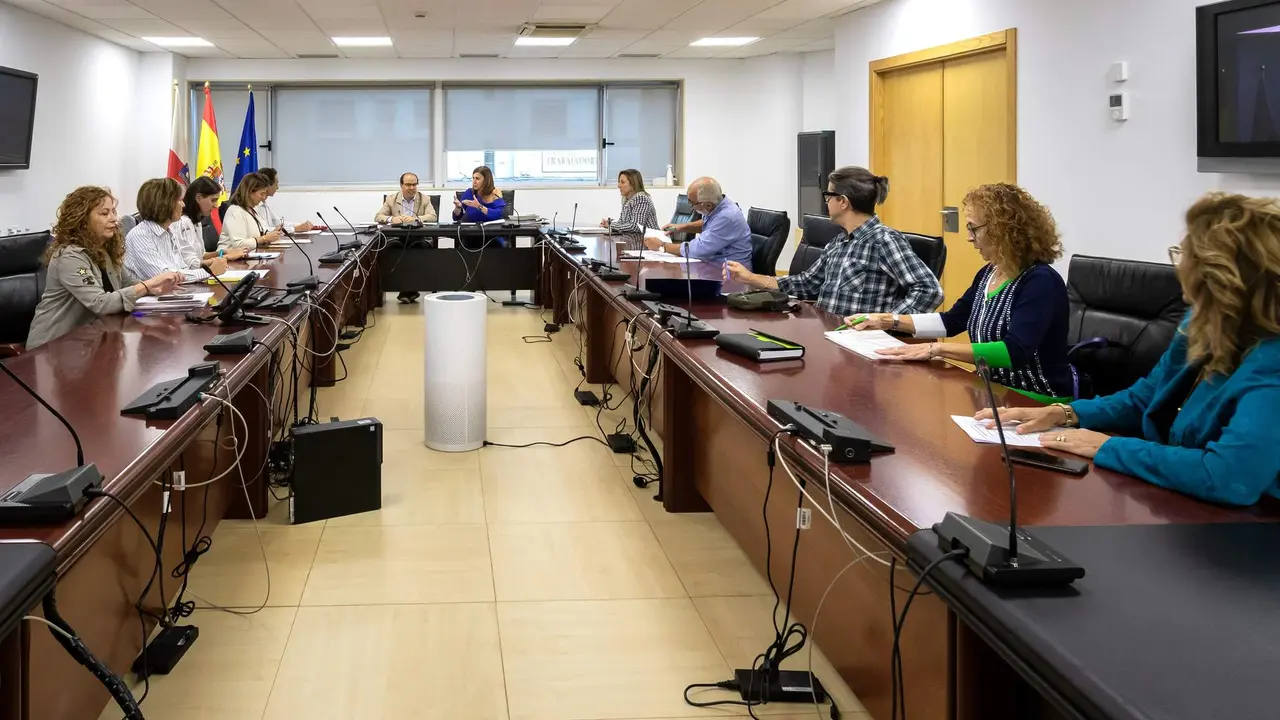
[983,192,1280,506]
[852,183,1076,403]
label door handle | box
[940,206,960,233]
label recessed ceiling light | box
[690,37,760,47]
[331,36,393,47]
[514,36,576,47]
[142,37,214,48]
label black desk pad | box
[908,523,1280,720]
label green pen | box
[834,315,868,332]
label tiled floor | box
[102,298,870,720]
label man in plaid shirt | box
[725,166,943,316]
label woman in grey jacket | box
[26,187,180,348]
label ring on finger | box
[1054,434,1066,442]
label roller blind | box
[444,86,599,151]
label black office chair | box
[427,194,441,218]
[788,213,842,275]
[668,193,696,243]
[746,207,790,277]
[218,201,232,226]
[202,221,219,253]
[1066,254,1187,397]
[902,232,947,279]
[0,230,52,356]
[502,190,516,219]
[120,214,139,235]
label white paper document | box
[267,238,313,246]
[247,251,280,260]
[620,251,701,264]
[824,329,906,360]
[950,415,1052,448]
[134,292,214,312]
[211,269,268,282]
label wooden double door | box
[871,29,1018,303]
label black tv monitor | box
[0,66,37,170]
[1198,0,1280,158]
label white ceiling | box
[1,0,883,59]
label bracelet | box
[1053,402,1077,427]
[929,342,940,359]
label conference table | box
[376,221,547,296]
[543,235,1280,720]
[0,231,380,720]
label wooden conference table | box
[544,237,1280,720]
[0,232,380,720]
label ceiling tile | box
[598,0,699,31]
[532,4,613,23]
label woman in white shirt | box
[255,168,312,233]
[178,176,248,268]
[219,172,282,250]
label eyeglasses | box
[1168,245,1183,265]
[966,223,988,237]
[821,191,843,202]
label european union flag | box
[230,91,258,193]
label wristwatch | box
[891,314,901,331]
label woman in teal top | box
[983,193,1280,506]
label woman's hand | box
[1041,429,1110,459]
[723,261,755,284]
[849,313,893,330]
[463,198,483,210]
[294,220,314,232]
[260,229,283,245]
[452,198,462,210]
[206,257,228,277]
[973,405,1066,434]
[223,248,249,262]
[876,343,935,361]
[599,219,610,228]
[144,272,181,296]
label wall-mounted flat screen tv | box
[0,65,38,170]
[1198,0,1280,158]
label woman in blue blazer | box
[453,165,506,223]
[982,193,1280,506]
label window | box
[603,85,678,183]
[273,86,431,186]
[444,86,600,185]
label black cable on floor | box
[481,436,610,450]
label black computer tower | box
[290,418,383,524]
[798,131,836,218]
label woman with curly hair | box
[26,186,181,348]
[852,183,1074,401]
[977,192,1280,506]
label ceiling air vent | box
[297,53,340,58]
[618,53,661,58]
[518,24,589,41]
[459,53,500,58]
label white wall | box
[802,51,838,132]
[188,54,806,258]
[0,3,142,231]
[833,0,1280,267]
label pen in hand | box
[834,315,868,332]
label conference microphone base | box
[621,285,661,301]
[337,239,362,250]
[732,668,827,705]
[934,512,1085,588]
[665,315,719,340]
[287,276,320,290]
[0,464,103,525]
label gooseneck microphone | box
[550,211,558,236]
[331,206,363,249]
[316,212,346,264]
[976,358,1020,566]
[280,226,320,290]
[569,202,578,235]
[0,362,85,467]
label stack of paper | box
[247,251,280,260]
[824,329,906,360]
[620,251,701,264]
[950,415,1060,448]
[134,292,214,313]
[267,238,313,247]
[207,269,269,284]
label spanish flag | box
[195,84,226,202]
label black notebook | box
[716,330,805,362]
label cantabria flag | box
[195,84,226,201]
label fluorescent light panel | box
[331,36,393,47]
[142,36,213,47]
[514,36,575,46]
[690,37,759,47]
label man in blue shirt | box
[644,177,753,270]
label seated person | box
[255,167,313,233]
[981,192,1280,506]
[662,178,705,236]
[600,169,659,251]
[125,178,228,283]
[26,186,181,348]
[219,172,283,250]
[644,177,753,268]
[724,166,942,315]
[854,183,1075,402]
[377,172,438,225]
[177,176,248,269]
[452,165,506,223]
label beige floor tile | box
[361,395,423,430]
[97,608,297,720]
[188,526,323,608]
[649,515,772,598]
[482,435,641,523]
[263,604,507,720]
[326,470,486,526]
[498,599,738,720]
[692,596,865,716]
[301,524,493,605]
[490,522,684,601]
[382,428,480,471]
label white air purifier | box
[422,292,487,452]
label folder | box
[715,329,805,362]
